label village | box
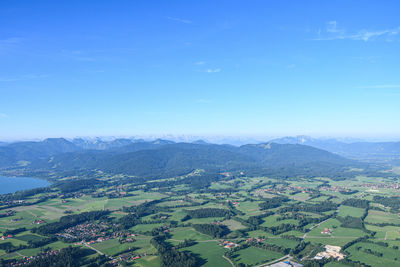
[56,222,136,244]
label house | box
[321,228,332,234]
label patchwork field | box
[2,173,400,266]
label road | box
[222,255,235,267]
[83,242,104,255]
[302,218,331,239]
[255,255,292,267]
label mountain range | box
[269,135,400,163]
[0,137,361,179]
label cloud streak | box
[166,16,192,24]
[0,74,49,82]
[313,21,400,42]
[205,68,221,73]
[0,37,23,45]
[0,113,8,118]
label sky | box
[1,0,400,141]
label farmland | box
[1,171,400,266]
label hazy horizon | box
[1,134,400,145]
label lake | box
[0,176,51,195]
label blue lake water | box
[0,176,51,195]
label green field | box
[365,210,400,224]
[232,246,284,266]
[2,171,400,266]
[180,242,231,267]
[337,205,365,218]
[170,227,212,241]
[346,242,400,266]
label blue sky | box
[1,0,400,140]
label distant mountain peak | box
[151,139,175,145]
[192,140,209,145]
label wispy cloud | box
[205,68,221,73]
[60,49,96,61]
[0,37,23,53]
[0,37,23,45]
[166,16,192,24]
[0,74,49,82]
[286,64,296,69]
[356,85,400,89]
[0,113,8,118]
[195,61,205,65]
[313,21,400,42]
[326,21,345,34]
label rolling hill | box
[269,135,400,163]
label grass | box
[92,238,136,256]
[337,205,365,218]
[235,201,263,217]
[324,262,350,267]
[130,223,165,233]
[291,192,311,202]
[179,242,231,267]
[170,227,211,241]
[186,217,225,224]
[261,215,299,228]
[346,241,400,266]
[365,224,400,240]
[91,237,157,257]
[134,255,162,267]
[232,246,284,266]
[18,241,73,257]
[306,218,366,246]
[265,237,299,249]
[221,219,246,231]
[14,233,43,243]
[365,210,400,224]
[247,230,276,238]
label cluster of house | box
[3,210,15,216]
[314,245,345,261]
[1,234,13,240]
[57,222,110,241]
[56,222,133,244]
[218,240,239,249]
[10,249,61,266]
[161,225,169,233]
[58,192,86,199]
[33,219,46,224]
[288,186,314,194]
[319,186,353,193]
[360,182,400,190]
[0,200,26,206]
[253,187,282,197]
[74,232,136,245]
[119,253,149,262]
[214,192,231,199]
[321,228,332,235]
[231,200,240,207]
